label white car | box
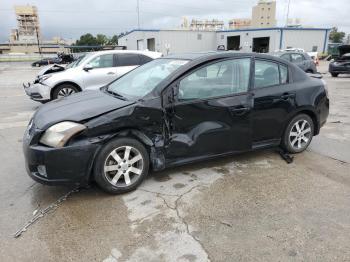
[23,50,162,102]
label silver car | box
[23,50,162,102]
[272,51,317,73]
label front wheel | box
[94,138,149,194]
[281,114,314,154]
[52,84,79,100]
[331,73,338,77]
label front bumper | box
[23,82,51,102]
[23,128,100,186]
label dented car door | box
[164,58,253,162]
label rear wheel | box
[282,114,314,154]
[94,138,149,194]
[52,84,79,100]
[331,73,339,77]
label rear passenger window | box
[291,53,304,63]
[117,54,141,66]
[281,54,290,62]
[254,60,288,88]
[280,64,288,84]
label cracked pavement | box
[0,62,350,261]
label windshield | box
[107,59,189,98]
[66,53,90,68]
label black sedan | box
[31,57,62,67]
[23,52,329,194]
[329,53,350,77]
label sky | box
[0,0,349,42]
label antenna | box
[285,0,291,27]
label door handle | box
[280,93,295,100]
[107,72,115,75]
[229,106,250,116]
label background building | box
[229,19,252,29]
[119,27,330,55]
[189,19,224,31]
[251,0,277,28]
[12,5,40,43]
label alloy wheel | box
[57,87,76,98]
[104,146,144,187]
[289,119,312,150]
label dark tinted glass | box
[117,54,141,66]
[139,55,153,65]
[280,54,291,62]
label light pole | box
[285,0,291,27]
[137,0,140,29]
[35,26,41,55]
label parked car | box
[23,52,329,194]
[57,53,75,64]
[24,50,162,102]
[329,53,350,77]
[31,57,62,67]
[272,51,317,73]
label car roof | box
[163,51,289,63]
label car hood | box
[37,64,66,76]
[33,90,135,129]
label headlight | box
[40,121,86,148]
[39,75,52,83]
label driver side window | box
[86,54,114,68]
[178,58,251,101]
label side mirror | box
[83,65,93,71]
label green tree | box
[329,27,345,43]
[108,35,118,45]
[75,33,97,46]
[73,33,119,52]
[96,34,109,45]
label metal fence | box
[0,53,56,62]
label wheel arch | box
[51,81,82,99]
[87,128,163,182]
[285,108,319,136]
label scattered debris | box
[330,120,342,124]
[13,187,80,238]
[220,221,233,227]
[276,148,294,164]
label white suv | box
[23,50,162,102]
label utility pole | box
[137,0,140,29]
[35,26,41,55]
[285,0,291,27]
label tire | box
[331,73,338,77]
[281,114,314,154]
[52,84,79,100]
[94,138,149,194]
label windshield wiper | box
[106,89,127,101]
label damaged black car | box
[23,52,329,194]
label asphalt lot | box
[0,61,349,262]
